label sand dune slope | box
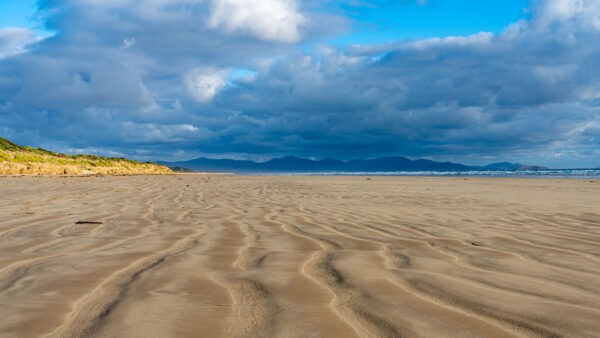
[0,175,599,337]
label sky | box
[0,0,599,168]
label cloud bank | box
[0,0,599,167]
[208,0,306,43]
[0,28,37,59]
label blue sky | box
[331,0,530,44]
[0,0,599,168]
[0,1,41,31]
[2,0,530,43]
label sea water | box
[260,169,600,178]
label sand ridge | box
[0,175,599,337]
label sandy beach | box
[0,175,598,338]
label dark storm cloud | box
[0,0,599,167]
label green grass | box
[0,137,60,156]
[0,137,170,173]
[171,166,194,172]
[0,151,11,161]
[0,137,24,152]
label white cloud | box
[123,37,135,48]
[184,68,227,102]
[534,0,600,30]
[208,0,306,43]
[72,0,205,20]
[3,0,600,167]
[410,31,494,50]
[544,0,583,20]
[0,28,36,59]
[121,122,213,143]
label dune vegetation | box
[0,137,172,176]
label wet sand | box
[0,175,599,337]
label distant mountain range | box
[475,162,549,171]
[158,156,549,173]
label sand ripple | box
[0,175,599,337]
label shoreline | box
[1,172,598,180]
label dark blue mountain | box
[477,162,525,170]
[476,162,549,171]
[262,156,346,171]
[158,156,472,173]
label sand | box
[0,175,598,338]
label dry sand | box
[0,175,599,338]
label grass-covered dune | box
[0,137,172,176]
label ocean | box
[263,169,600,178]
